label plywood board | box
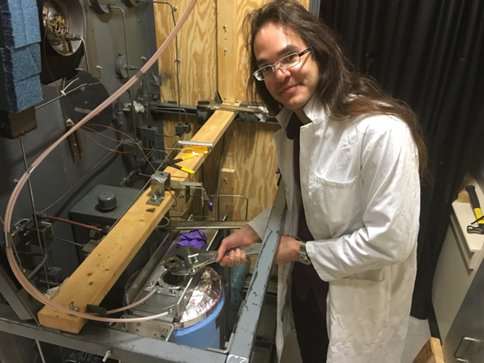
[223,122,281,220]
[153,0,217,105]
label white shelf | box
[452,179,484,270]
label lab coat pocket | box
[306,174,361,234]
[328,277,390,349]
[346,268,384,282]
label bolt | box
[102,350,112,362]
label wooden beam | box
[37,109,236,333]
[413,337,444,363]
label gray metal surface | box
[226,181,286,363]
[309,0,321,17]
[165,220,246,231]
[0,310,227,363]
[443,260,484,362]
[0,264,34,321]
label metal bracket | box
[171,180,212,209]
[147,171,170,206]
[226,355,249,363]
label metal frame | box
[0,183,286,362]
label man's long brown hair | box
[245,0,427,173]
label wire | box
[158,215,170,229]
[19,137,51,287]
[79,36,90,73]
[83,123,158,172]
[52,236,85,248]
[106,287,157,314]
[43,214,103,234]
[35,81,101,110]
[110,5,139,138]
[40,142,122,214]
[142,0,183,123]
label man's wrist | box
[298,241,311,265]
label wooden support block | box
[413,337,445,363]
[218,168,235,218]
[37,109,236,333]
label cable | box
[40,141,122,214]
[110,5,139,138]
[19,137,51,288]
[35,81,101,110]
[142,0,183,123]
[3,0,197,324]
[43,215,103,234]
[52,236,85,248]
[82,123,157,172]
[106,287,157,314]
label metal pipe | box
[163,220,246,230]
[27,254,48,280]
[19,138,51,288]
[177,140,214,148]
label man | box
[217,1,426,362]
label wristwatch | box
[298,241,312,265]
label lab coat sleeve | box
[247,208,271,239]
[308,117,421,281]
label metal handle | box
[454,336,482,362]
[238,244,262,257]
[465,185,481,209]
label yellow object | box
[413,337,445,363]
[181,146,210,155]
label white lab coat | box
[249,97,420,362]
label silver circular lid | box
[176,267,222,329]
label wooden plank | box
[223,121,280,220]
[166,108,236,182]
[413,338,445,363]
[37,109,236,333]
[216,0,238,101]
[218,168,235,218]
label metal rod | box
[177,140,214,148]
[35,339,47,363]
[163,220,246,230]
[19,138,51,288]
[0,311,226,363]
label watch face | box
[299,242,311,265]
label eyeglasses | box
[253,48,311,81]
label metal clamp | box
[147,171,170,206]
[454,336,482,362]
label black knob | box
[97,191,117,212]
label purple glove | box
[176,230,207,250]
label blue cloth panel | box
[0,44,41,80]
[0,43,42,112]
[0,0,41,48]
[0,0,42,112]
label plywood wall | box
[153,0,218,105]
[154,0,309,221]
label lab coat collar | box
[275,96,327,129]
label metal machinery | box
[0,1,284,362]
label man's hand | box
[216,225,260,267]
[217,226,302,267]
[275,235,301,264]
